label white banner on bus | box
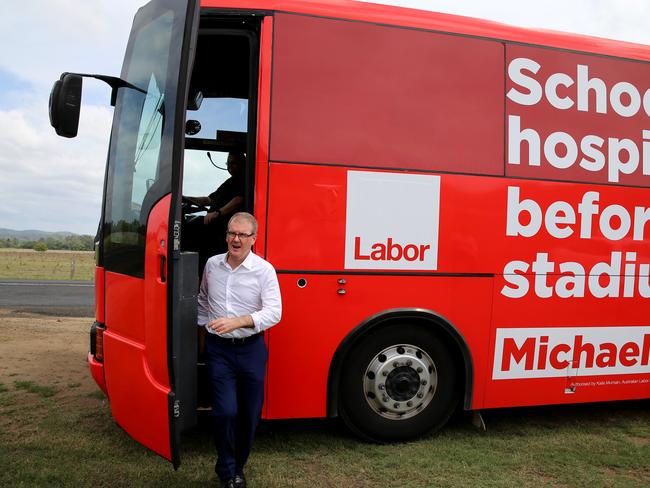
[345,171,440,270]
[493,326,650,379]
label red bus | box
[49,0,650,468]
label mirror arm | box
[62,72,146,106]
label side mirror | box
[49,73,82,138]
[188,91,203,111]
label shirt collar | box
[220,250,256,271]
[216,253,228,267]
[240,251,256,270]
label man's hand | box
[204,211,219,225]
[208,316,253,335]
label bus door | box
[100,0,199,467]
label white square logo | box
[345,171,441,270]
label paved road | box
[0,280,94,317]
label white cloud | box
[0,94,112,234]
[0,1,138,234]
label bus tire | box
[338,324,460,442]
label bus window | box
[183,96,248,199]
[131,75,165,205]
[182,150,231,201]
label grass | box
[0,313,648,486]
[0,249,94,281]
[13,380,57,398]
[0,387,648,487]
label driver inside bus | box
[183,151,246,274]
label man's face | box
[227,154,241,176]
[226,218,256,261]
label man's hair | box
[228,152,246,165]
[228,212,258,234]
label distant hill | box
[0,228,94,251]
[0,228,89,240]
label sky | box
[2,0,650,235]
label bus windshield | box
[102,8,176,277]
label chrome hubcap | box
[363,344,437,420]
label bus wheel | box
[339,324,459,441]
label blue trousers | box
[205,333,267,480]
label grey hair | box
[228,212,258,234]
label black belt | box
[210,332,262,345]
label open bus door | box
[93,0,199,467]
[100,0,200,467]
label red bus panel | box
[253,16,274,258]
[103,196,171,460]
[266,273,493,418]
[95,266,105,324]
[270,13,504,174]
[265,163,504,274]
[265,160,650,411]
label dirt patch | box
[0,308,98,414]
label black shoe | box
[233,473,247,488]
[220,478,236,488]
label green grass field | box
[0,249,94,281]
[1,307,649,487]
[1,383,649,487]
[0,308,648,488]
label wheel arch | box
[327,308,473,418]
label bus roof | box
[201,0,650,63]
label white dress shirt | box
[197,251,282,338]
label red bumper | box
[88,352,107,396]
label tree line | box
[0,235,94,251]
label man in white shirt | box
[198,212,282,488]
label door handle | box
[159,255,167,283]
